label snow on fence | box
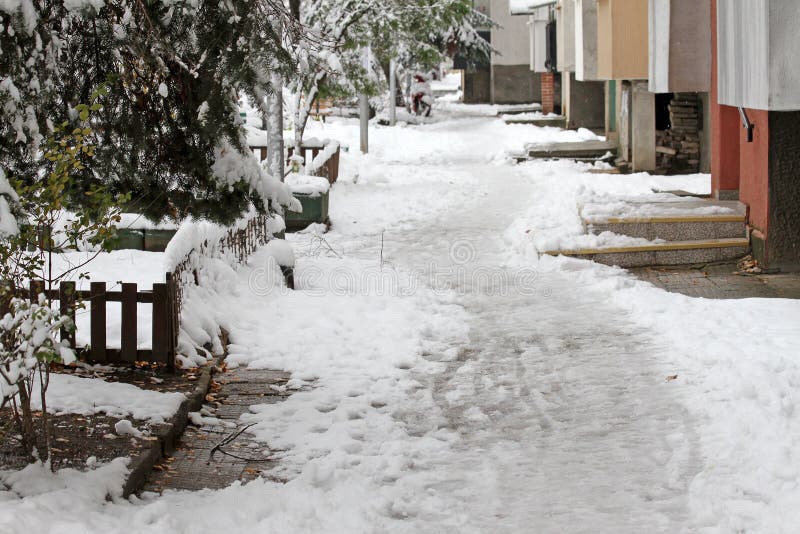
[5,212,287,370]
[169,212,289,315]
[250,139,341,184]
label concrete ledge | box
[526,140,617,159]
[589,220,746,242]
[596,214,745,224]
[504,116,567,128]
[550,237,750,256]
[547,238,751,268]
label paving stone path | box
[632,263,800,299]
[143,367,291,493]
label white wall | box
[718,0,800,110]
[557,0,576,72]
[491,0,534,66]
[648,0,670,93]
[575,0,600,81]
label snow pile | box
[0,168,19,237]
[286,173,330,197]
[0,458,129,509]
[31,373,186,424]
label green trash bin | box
[109,228,146,251]
[285,191,330,231]
[143,229,178,252]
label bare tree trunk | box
[16,381,36,460]
[38,364,51,465]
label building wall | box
[738,109,770,236]
[767,3,800,110]
[597,0,649,80]
[717,0,800,111]
[767,111,800,269]
[575,0,600,81]
[564,73,606,129]
[492,66,541,104]
[631,80,656,171]
[489,0,541,104]
[464,70,492,103]
[711,0,740,198]
[648,0,670,91]
[650,0,712,93]
[716,0,770,109]
[557,0,576,72]
[490,0,531,66]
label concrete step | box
[547,238,751,268]
[496,104,543,116]
[526,140,617,160]
[583,200,747,241]
[504,115,567,128]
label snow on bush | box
[0,296,75,401]
[0,169,19,237]
[211,142,300,214]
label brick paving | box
[142,367,292,493]
[631,262,800,300]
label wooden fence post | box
[90,282,107,363]
[28,279,45,304]
[166,272,178,371]
[121,283,138,363]
[152,282,172,369]
[59,281,76,349]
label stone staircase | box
[547,199,751,267]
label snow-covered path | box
[3,111,800,533]
[321,157,699,532]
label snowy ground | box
[2,109,800,533]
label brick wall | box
[541,72,555,114]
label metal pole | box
[389,58,397,126]
[360,94,369,153]
[360,46,371,153]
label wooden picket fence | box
[250,140,341,184]
[12,276,178,369]
[7,212,287,370]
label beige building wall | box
[597,0,649,80]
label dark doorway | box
[656,93,674,130]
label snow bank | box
[286,173,330,197]
[0,458,129,509]
[31,374,186,424]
